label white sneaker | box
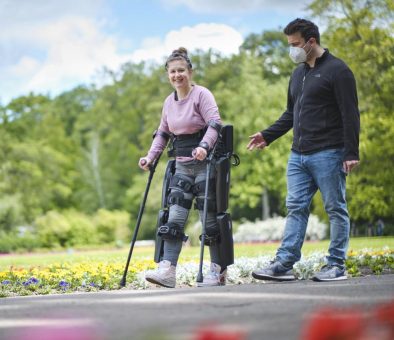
[145,260,176,288]
[197,263,227,287]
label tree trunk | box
[262,188,270,220]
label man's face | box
[287,32,307,49]
[287,32,314,62]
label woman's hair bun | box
[174,47,188,55]
[165,47,192,70]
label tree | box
[240,30,294,79]
[202,52,291,220]
[0,95,76,224]
[308,0,394,222]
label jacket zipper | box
[298,68,307,152]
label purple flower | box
[30,277,39,284]
[22,277,40,286]
[89,282,96,287]
[1,280,11,285]
[59,280,70,289]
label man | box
[376,219,385,237]
[247,18,360,282]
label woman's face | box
[167,59,192,91]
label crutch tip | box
[196,273,204,283]
[119,278,126,288]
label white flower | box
[233,215,327,243]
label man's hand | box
[247,132,267,150]
[343,160,359,173]
[138,156,152,171]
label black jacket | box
[262,50,360,161]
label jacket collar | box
[304,48,329,69]
[315,48,329,65]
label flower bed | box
[0,260,156,297]
[1,248,392,297]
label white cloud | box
[24,17,128,87]
[161,0,311,13]
[130,23,244,64]
[1,16,129,103]
[8,57,40,77]
[0,1,244,105]
[0,0,119,104]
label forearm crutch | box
[120,154,162,287]
[196,132,221,284]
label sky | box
[0,0,313,105]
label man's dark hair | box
[284,18,320,44]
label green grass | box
[0,237,392,271]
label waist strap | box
[169,129,206,157]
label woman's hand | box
[138,156,152,171]
[192,147,207,161]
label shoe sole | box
[145,276,175,288]
[312,276,348,282]
[252,272,295,282]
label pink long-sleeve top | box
[147,85,222,161]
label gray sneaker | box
[145,260,176,288]
[312,265,347,282]
[196,263,227,287]
[252,260,295,281]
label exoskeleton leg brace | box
[154,160,175,263]
[154,125,238,267]
[154,161,194,262]
[195,125,236,269]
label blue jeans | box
[276,149,350,269]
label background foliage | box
[0,0,393,251]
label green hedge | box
[0,209,131,253]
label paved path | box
[1,274,393,340]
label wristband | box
[198,141,209,152]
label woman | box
[139,47,226,288]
